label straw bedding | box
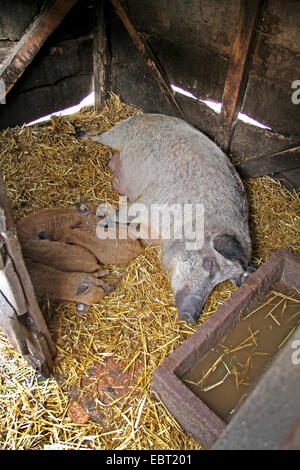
[0,95,299,449]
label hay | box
[244,177,299,264]
[0,94,299,449]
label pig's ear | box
[233,263,256,286]
[213,234,247,270]
[202,256,220,278]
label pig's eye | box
[202,256,220,278]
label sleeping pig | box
[79,114,254,323]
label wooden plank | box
[0,0,78,101]
[236,146,300,178]
[241,0,300,136]
[110,0,184,119]
[242,75,300,137]
[0,174,56,375]
[230,120,300,159]
[125,0,239,59]
[109,13,220,137]
[123,0,240,103]
[0,34,93,129]
[0,0,46,41]
[218,0,265,151]
[0,72,93,129]
[229,116,300,191]
[274,168,300,192]
[94,0,111,110]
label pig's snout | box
[175,287,207,324]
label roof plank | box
[0,0,77,100]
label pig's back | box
[99,114,249,230]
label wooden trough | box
[151,249,300,448]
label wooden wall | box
[0,0,299,189]
[0,0,94,127]
[107,0,300,189]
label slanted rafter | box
[0,0,78,101]
[109,0,184,118]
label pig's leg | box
[94,268,111,277]
[97,199,152,243]
[75,201,106,227]
[97,205,137,229]
[76,202,91,216]
[26,260,114,309]
[73,269,113,314]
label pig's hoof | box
[76,129,97,142]
[94,268,110,278]
[76,302,90,315]
[76,202,90,216]
[247,263,256,274]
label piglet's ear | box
[213,234,247,270]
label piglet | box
[52,224,144,265]
[21,239,101,273]
[25,259,114,312]
[16,203,99,243]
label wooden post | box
[218,0,265,152]
[94,0,112,110]
[236,146,300,179]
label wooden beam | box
[236,146,300,179]
[0,174,56,376]
[94,0,112,110]
[218,0,265,152]
[0,0,78,101]
[109,0,184,119]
